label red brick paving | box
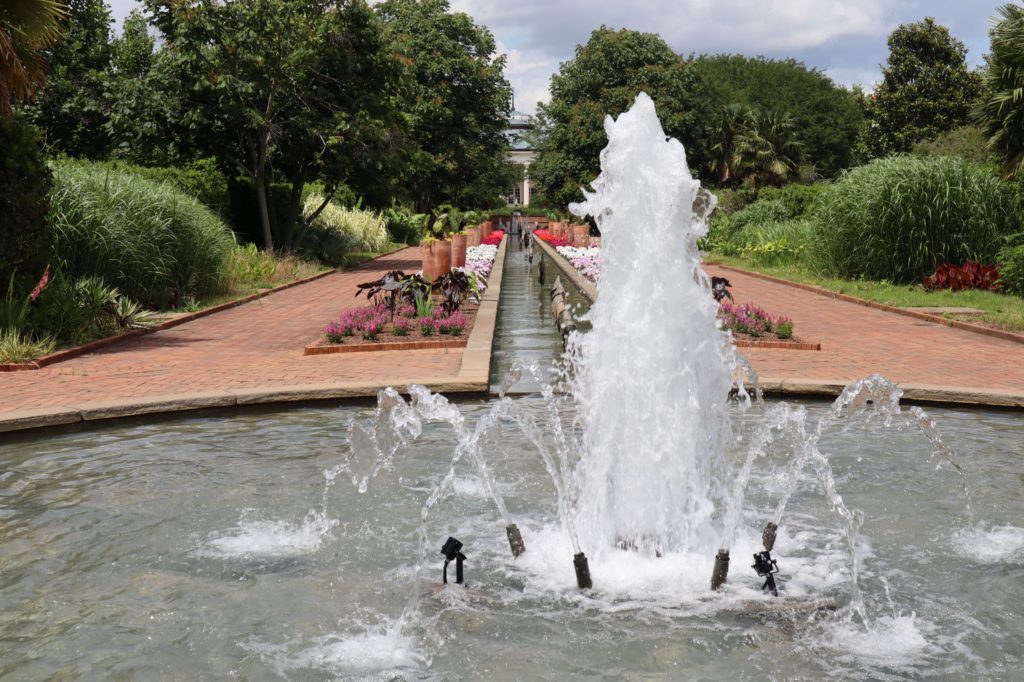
[707,265,1024,392]
[0,248,464,412]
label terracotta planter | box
[421,242,439,280]
[451,233,467,268]
[481,221,491,239]
[573,225,590,247]
[551,222,564,239]
[467,226,481,247]
[436,238,452,276]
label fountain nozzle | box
[711,549,730,590]
[441,536,466,585]
[506,524,526,557]
[762,522,778,552]
[573,552,593,590]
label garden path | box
[706,264,1024,402]
[0,248,467,417]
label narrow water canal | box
[488,234,591,394]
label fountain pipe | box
[573,552,593,589]
[506,523,526,557]
[711,549,730,590]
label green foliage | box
[977,4,1024,178]
[812,156,1018,283]
[218,243,322,292]
[531,27,712,209]
[377,0,512,211]
[0,115,53,292]
[298,195,389,265]
[693,55,864,177]
[49,159,236,308]
[25,0,115,158]
[998,234,1024,296]
[29,272,151,345]
[385,208,426,245]
[863,18,982,157]
[734,218,815,267]
[755,183,829,218]
[0,0,66,115]
[912,125,994,166]
[153,0,402,250]
[94,158,230,218]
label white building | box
[505,110,537,206]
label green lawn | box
[708,254,1024,334]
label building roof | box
[506,110,535,151]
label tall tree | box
[692,55,863,178]
[977,4,1024,177]
[376,0,511,212]
[734,110,804,189]
[150,0,402,251]
[0,0,66,116]
[531,26,712,210]
[24,0,114,156]
[863,17,982,157]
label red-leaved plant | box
[922,261,1001,292]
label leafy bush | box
[219,244,321,293]
[29,272,152,346]
[299,195,388,265]
[1,117,53,293]
[386,208,426,245]
[911,125,994,166]
[755,183,828,218]
[922,261,1002,292]
[49,160,237,308]
[812,156,1019,283]
[998,233,1024,296]
[103,158,231,218]
[735,219,815,266]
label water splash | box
[567,92,734,555]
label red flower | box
[29,267,50,302]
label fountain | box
[2,93,1023,679]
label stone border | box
[755,377,1024,409]
[532,234,598,301]
[0,239,509,434]
[0,268,335,372]
[304,337,467,355]
[716,263,1024,347]
[734,339,821,351]
[457,236,508,385]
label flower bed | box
[534,229,569,248]
[481,230,505,246]
[307,235,502,355]
[555,245,602,282]
[719,301,792,339]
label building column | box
[523,165,531,206]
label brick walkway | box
[0,248,464,413]
[707,265,1024,395]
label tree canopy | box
[531,26,712,210]
[377,0,513,211]
[863,17,982,157]
[692,54,863,178]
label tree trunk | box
[255,166,274,252]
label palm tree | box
[977,4,1024,178]
[707,103,751,186]
[735,110,804,190]
[0,0,66,117]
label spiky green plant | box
[299,194,389,265]
[812,155,1019,282]
[0,327,55,363]
[0,0,66,116]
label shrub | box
[922,261,1002,292]
[49,160,237,308]
[29,272,152,345]
[299,195,389,265]
[104,159,231,218]
[755,183,828,218]
[1,117,53,294]
[812,156,1019,283]
[0,328,56,364]
[735,219,815,266]
[998,233,1024,296]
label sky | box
[108,0,1007,114]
